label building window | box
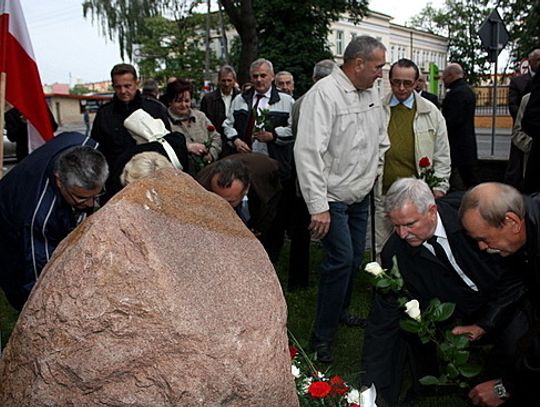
[336,30,344,55]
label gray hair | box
[459,182,525,227]
[54,146,108,190]
[384,178,435,214]
[343,35,386,63]
[313,59,336,81]
[218,65,237,80]
[120,151,173,187]
[250,58,274,75]
[276,70,294,81]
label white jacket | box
[294,67,390,214]
[381,91,451,193]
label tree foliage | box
[135,14,220,92]
[497,0,540,67]
[408,0,492,84]
[408,0,539,81]
[82,0,200,60]
[82,0,369,91]
[255,0,369,94]
[70,84,94,95]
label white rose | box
[346,389,360,404]
[364,262,384,277]
[291,364,301,378]
[405,299,421,321]
[301,377,312,393]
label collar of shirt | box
[389,93,415,108]
[168,108,196,125]
[423,212,479,291]
[253,89,271,109]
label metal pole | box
[204,0,211,83]
[0,72,6,179]
[490,20,500,157]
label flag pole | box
[0,5,8,179]
[0,71,5,178]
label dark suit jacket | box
[502,193,540,406]
[361,199,526,406]
[200,88,240,158]
[522,74,540,192]
[442,78,477,166]
[508,73,533,120]
[420,90,439,109]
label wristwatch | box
[494,379,510,400]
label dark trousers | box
[314,198,369,343]
[261,177,310,289]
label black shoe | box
[340,313,367,328]
[313,341,333,364]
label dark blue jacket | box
[0,132,98,310]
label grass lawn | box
[0,241,470,406]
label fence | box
[473,85,510,116]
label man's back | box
[0,132,99,309]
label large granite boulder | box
[0,169,297,406]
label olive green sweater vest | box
[383,103,417,194]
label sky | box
[20,0,442,86]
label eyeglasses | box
[63,186,106,206]
[390,78,415,88]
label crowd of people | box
[1,34,539,406]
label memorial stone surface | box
[0,169,298,406]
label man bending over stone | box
[0,132,108,310]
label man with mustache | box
[361,178,525,407]
[459,182,540,406]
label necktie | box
[427,236,454,271]
[243,94,264,147]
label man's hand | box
[469,380,506,407]
[309,211,331,240]
[234,138,251,153]
[452,324,486,341]
[433,190,446,199]
[253,130,273,143]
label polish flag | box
[0,0,54,150]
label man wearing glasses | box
[374,58,451,253]
[0,132,108,310]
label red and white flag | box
[0,0,54,150]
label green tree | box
[135,14,220,93]
[497,0,540,66]
[82,0,369,89]
[255,0,368,94]
[408,0,493,84]
[70,84,93,95]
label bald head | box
[529,49,540,73]
[459,182,525,227]
[442,63,464,87]
[459,182,527,256]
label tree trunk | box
[219,0,258,85]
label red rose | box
[307,381,332,398]
[207,124,216,132]
[289,345,298,359]
[419,156,431,168]
[351,404,361,407]
[329,375,349,396]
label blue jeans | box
[314,198,369,342]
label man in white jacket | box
[375,58,451,252]
[294,35,389,363]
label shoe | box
[340,313,367,328]
[313,341,333,364]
